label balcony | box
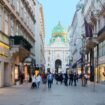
[90,12,97,25]
[9,36,32,51]
[9,36,33,62]
[97,25,105,42]
[85,37,97,49]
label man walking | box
[47,72,53,88]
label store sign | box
[98,56,105,65]
[0,33,9,44]
[0,42,9,58]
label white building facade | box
[68,1,84,72]
[69,0,105,82]
[35,0,45,69]
[45,22,69,73]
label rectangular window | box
[16,24,19,35]
[4,11,9,35]
[16,0,19,12]
[99,42,103,57]
[11,17,14,36]
[0,6,2,31]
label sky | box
[38,0,80,44]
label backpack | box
[48,74,53,81]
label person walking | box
[73,72,78,86]
[60,72,63,84]
[69,71,74,86]
[64,72,68,86]
[80,72,85,86]
[84,73,88,87]
[47,72,53,88]
[42,72,47,84]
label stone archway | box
[55,59,62,72]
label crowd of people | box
[31,70,89,89]
[31,71,53,89]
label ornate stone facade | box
[45,22,69,73]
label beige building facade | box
[0,0,35,87]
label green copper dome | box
[52,22,67,36]
[49,22,68,45]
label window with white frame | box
[16,0,19,13]
[11,16,14,36]
[4,11,9,35]
[0,6,2,31]
[16,24,19,35]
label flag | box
[84,19,93,37]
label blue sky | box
[38,0,80,44]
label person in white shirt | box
[31,75,37,88]
[36,74,42,88]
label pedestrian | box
[20,73,24,84]
[80,72,85,86]
[47,71,53,88]
[42,72,47,84]
[55,72,59,84]
[69,71,74,86]
[36,73,42,88]
[84,74,88,86]
[64,72,68,86]
[73,72,78,86]
[31,74,37,89]
[60,72,63,84]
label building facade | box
[35,0,45,70]
[45,22,69,73]
[0,0,35,87]
[68,1,84,73]
[69,0,105,83]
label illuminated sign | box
[0,42,10,58]
[0,42,10,49]
[0,33,9,44]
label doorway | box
[55,59,62,72]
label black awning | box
[72,62,77,69]
[10,36,32,51]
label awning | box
[10,36,32,51]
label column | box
[0,62,4,87]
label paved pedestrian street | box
[0,82,105,105]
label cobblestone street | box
[0,81,105,105]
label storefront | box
[10,36,33,84]
[94,56,105,82]
[0,33,10,87]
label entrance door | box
[55,59,62,72]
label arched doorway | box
[55,59,62,73]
